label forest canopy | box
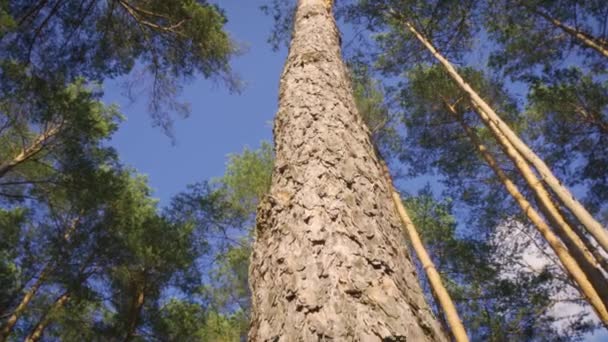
[1,0,608,341]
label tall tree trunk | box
[23,258,92,342]
[0,216,79,341]
[554,202,608,274]
[24,291,70,342]
[248,0,447,340]
[397,15,608,260]
[0,124,61,179]
[384,163,469,342]
[469,99,607,282]
[0,264,53,342]
[443,101,608,325]
[526,6,608,59]
[123,282,145,342]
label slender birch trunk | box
[396,15,608,258]
[381,159,469,342]
[24,292,70,342]
[248,0,446,340]
[442,103,608,325]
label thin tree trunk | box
[248,0,447,340]
[443,102,608,325]
[382,161,469,342]
[123,281,145,342]
[0,264,53,342]
[0,124,61,179]
[24,291,70,342]
[450,92,607,288]
[528,6,608,59]
[469,100,608,298]
[554,202,608,274]
[0,216,78,341]
[397,15,608,259]
[23,256,93,342]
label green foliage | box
[200,311,246,342]
[485,0,608,77]
[3,0,607,340]
[260,0,296,51]
[0,77,123,204]
[0,0,14,37]
[0,1,241,340]
[153,142,274,341]
[338,0,604,333]
[399,64,522,215]
[1,0,237,132]
[404,188,593,341]
[154,299,207,340]
[217,142,274,218]
[350,63,404,159]
[341,0,477,74]
[0,208,26,310]
[526,68,608,218]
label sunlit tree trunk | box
[442,101,608,325]
[0,124,61,179]
[398,17,608,257]
[526,6,608,59]
[24,291,70,342]
[397,14,608,266]
[123,281,146,342]
[248,0,447,340]
[382,160,469,342]
[0,264,53,342]
[0,214,81,341]
[470,100,608,293]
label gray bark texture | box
[248,0,447,340]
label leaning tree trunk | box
[388,185,469,342]
[524,5,608,59]
[248,0,447,340]
[442,101,608,325]
[24,291,70,342]
[0,216,80,342]
[0,124,61,179]
[0,264,53,342]
[397,15,608,258]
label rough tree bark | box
[248,0,447,340]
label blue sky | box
[107,0,285,205]
[103,2,608,339]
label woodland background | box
[1,0,608,341]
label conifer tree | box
[248,0,445,339]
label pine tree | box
[248,0,446,340]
